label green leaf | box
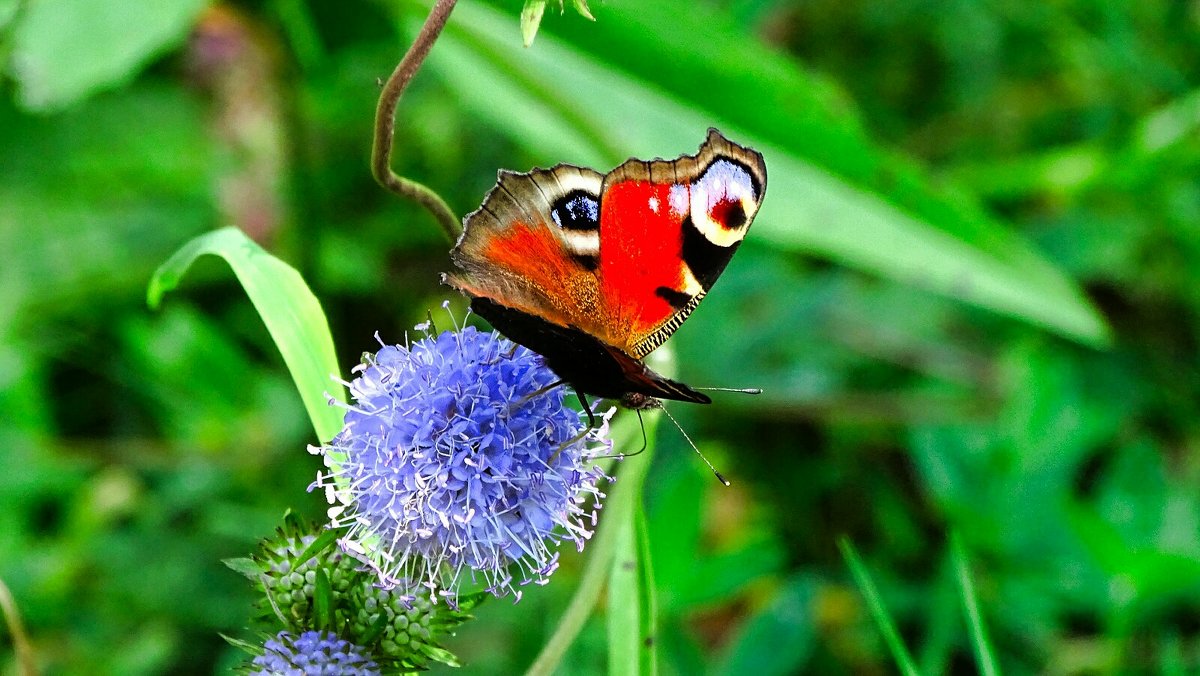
[293,529,341,570]
[520,0,548,47]
[222,557,261,582]
[219,633,262,653]
[8,0,209,110]
[838,537,920,676]
[417,643,463,668]
[608,517,640,675]
[519,0,594,47]
[570,0,594,21]
[424,0,1109,346]
[313,567,333,631]
[607,506,658,676]
[635,508,658,676]
[147,227,346,444]
[951,533,1001,676]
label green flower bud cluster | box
[259,532,358,626]
[350,585,468,669]
[228,517,481,673]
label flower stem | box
[372,0,461,242]
[525,437,653,676]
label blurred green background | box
[3,0,1200,673]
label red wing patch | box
[594,131,766,357]
[597,180,693,345]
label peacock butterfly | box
[443,128,766,413]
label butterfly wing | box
[446,163,610,337]
[596,129,767,358]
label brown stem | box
[371,0,461,242]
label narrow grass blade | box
[147,226,346,443]
[951,533,1001,676]
[838,536,921,676]
[608,514,641,675]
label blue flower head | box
[313,310,612,603]
[251,630,379,675]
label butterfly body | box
[468,295,708,406]
[445,129,766,407]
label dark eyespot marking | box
[551,190,599,231]
[655,286,692,310]
[710,198,746,230]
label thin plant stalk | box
[372,0,461,241]
[951,532,1000,676]
[838,537,921,676]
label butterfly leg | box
[481,341,521,366]
[576,388,597,430]
[508,379,566,412]
[549,388,598,463]
[592,408,649,460]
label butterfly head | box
[618,392,663,411]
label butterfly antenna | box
[692,387,763,395]
[660,406,730,487]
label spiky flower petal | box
[250,630,378,675]
[313,316,612,602]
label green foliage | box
[8,0,208,110]
[840,537,921,676]
[148,227,346,443]
[520,0,593,47]
[606,508,657,676]
[2,0,1199,673]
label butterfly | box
[444,128,766,416]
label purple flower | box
[250,630,378,675]
[313,312,611,602]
